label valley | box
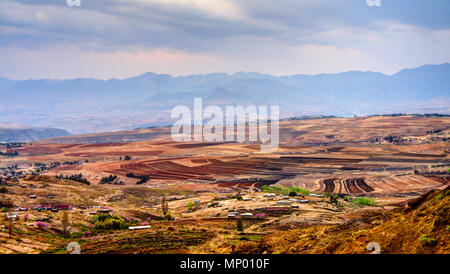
[0,115,448,254]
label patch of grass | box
[351,197,377,206]
[419,234,437,246]
[436,193,444,200]
[262,185,310,196]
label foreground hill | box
[234,186,450,254]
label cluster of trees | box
[383,135,402,143]
[62,161,82,165]
[100,175,117,184]
[412,113,450,118]
[99,175,124,185]
[56,173,91,185]
[287,115,337,121]
[427,129,443,135]
[0,150,19,157]
[2,142,24,149]
[126,172,150,184]
[93,213,127,230]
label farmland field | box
[0,116,449,254]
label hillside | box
[0,63,449,134]
[0,124,70,142]
[234,186,450,254]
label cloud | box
[0,0,449,79]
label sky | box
[0,0,449,80]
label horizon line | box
[1,62,448,82]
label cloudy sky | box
[1,0,449,80]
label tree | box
[61,211,70,235]
[7,217,13,238]
[329,194,338,205]
[162,194,168,215]
[236,219,244,232]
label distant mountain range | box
[0,63,449,134]
[0,123,70,143]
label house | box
[242,197,252,201]
[291,204,299,208]
[53,205,72,210]
[264,207,290,211]
[97,208,113,213]
[6,212,18,219]
[278,200,292,205]
[128,225,151,230]
[29,195,37,199]
[298,200,310,203]
[228,213,238,218]
[32,205,52,211]
[240,212,253,217]
[309,194,324,198]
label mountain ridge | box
[0,63,448,134]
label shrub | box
[0,187,7,194]
[187,201,194,210]
[84,231,92,237]
[164,213,174,221]
[36,221,48,229]
[288,191,297,197]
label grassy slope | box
[234,186,450,254]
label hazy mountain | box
[0,63,448,134]
[0,123,70,142]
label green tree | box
[162,194,169,215]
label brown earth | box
[233,186,450,254]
